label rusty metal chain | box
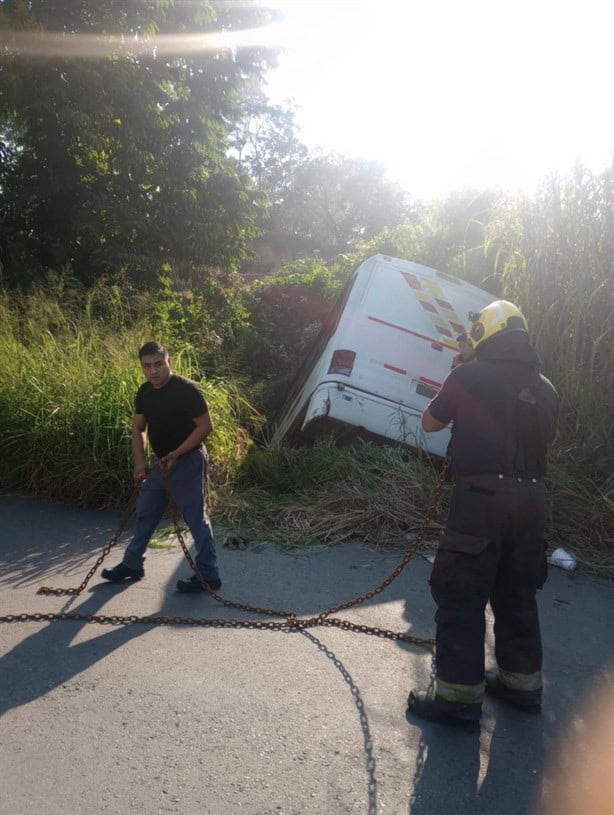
[36,482,143,596]
[0,611,433,646]
[315,458,449,622]
[164,484,299,620]
[2,458,449,648]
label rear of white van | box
[297,255,493,456]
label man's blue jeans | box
[122,447,219,581]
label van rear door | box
[345,257,488,410]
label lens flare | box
[1,25,284,61]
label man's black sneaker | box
[101,563,144,582]
[176,574,222,593]
[484,671,541,714]
[407,690,481,731]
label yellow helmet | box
[467,300,528,349]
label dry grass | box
[217,440,447,549]
[218,439,614,577]
[220,482,445,550]
[547,462,614,576]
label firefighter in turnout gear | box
[407,301,559,730]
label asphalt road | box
[1,494,613,815]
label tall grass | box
[485,164,613,470]
[481,164,614,565]
[0,286,259,509]
[0,323,137,505]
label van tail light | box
[416,381,438,399]
[328,349,356,376]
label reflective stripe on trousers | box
[498,667,543,692]
[435,677,485,704]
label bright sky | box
[260,0,614,199]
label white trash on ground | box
[548,547,577,571]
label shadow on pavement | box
[401,563,614,815]
[407,712,549,815]
[0,494,388,813]
[3,494,613,815]
[0,496,129,588]
[301,630,378,815]
[0,583,150,717]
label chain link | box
[0,611,435,645]
[36,482,143,596]
[2,459,448,647]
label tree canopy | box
[0,0,277,286]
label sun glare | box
[3,0,612,198]
[263,0,614,197]
[2,27,282,60]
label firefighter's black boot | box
[484,671,541,714]
[407,690,481,731]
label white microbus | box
[271,254,494,457]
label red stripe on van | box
[420,376,442,388]
[368,315,457,351]
[384,363,407,375]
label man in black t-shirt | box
[102,341,221,593]
[407,301,559,730]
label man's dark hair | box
[138,341,169,359]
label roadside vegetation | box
[1,162,612,574]
[0,280,260,509]
[1,0,612,573]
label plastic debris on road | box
[548,547,577,571]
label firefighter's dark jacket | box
[428,331,559,478]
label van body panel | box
[272,255,494,456]
[300,381,448,455]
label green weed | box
[0,285,257,509]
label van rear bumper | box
[301,382,451,457]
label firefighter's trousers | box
[429,474,548,704]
